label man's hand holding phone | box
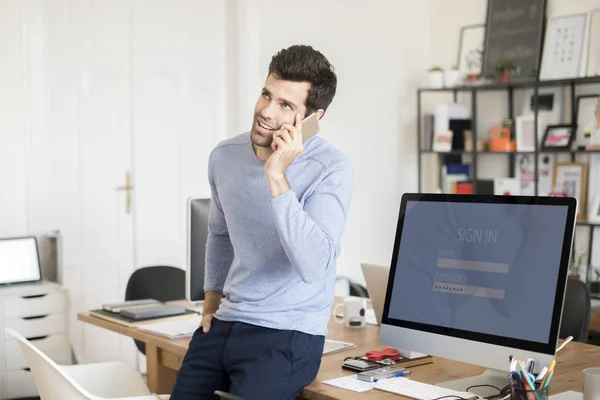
[265,113,305,178]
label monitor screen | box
[0,237,42,285]
[186,198,210,302]
[383,194,575,355]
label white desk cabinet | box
[0,282,71,399]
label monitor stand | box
[437,368,508,397]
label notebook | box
[120,304,186,320]
[89,308,197,328]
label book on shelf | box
[441,163,471,194]
[422,114,434,151]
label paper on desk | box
[366,308,377,325]
[321,374,376,392]
[549,391,583,400]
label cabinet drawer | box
[3,292,66,318]
[4,314,67,339]
[5,334,71,370]
[4,369,38,399]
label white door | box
[131,0,226,269]
[130,0,229,369]
[37,0,138,366]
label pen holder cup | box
[510,385,549,400]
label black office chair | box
[214,390,245,400]
[559,278,591,343]
[124,265,186,354]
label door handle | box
[116,172,134,213]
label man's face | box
[251,74,311,148]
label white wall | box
[428,0,600,271]
[0,1,28,237]
[236,0,433,284]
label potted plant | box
[444,65,462,88]
[569,252,586,280]
[590,267,600,295]
[428,66,444,88]
[495,58,515,84]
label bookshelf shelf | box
[418,75,600,93]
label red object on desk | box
[365,347,400,361]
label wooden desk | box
[78,301,600,399]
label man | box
[170,45,353,399]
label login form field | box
[388,201,569,344]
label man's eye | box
[262,92,270,99]
[282,103,291,110]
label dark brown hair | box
[268,45,337,116]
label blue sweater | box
[204,132,353,336]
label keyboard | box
[374,377,478,400]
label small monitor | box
[0,236,42,285]
[186,198,210,303]
[380,194,577,396]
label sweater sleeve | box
[270,158,354,283]
[203,153,235,294]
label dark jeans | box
[170,317,325,400]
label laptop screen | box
[0,237,42,285]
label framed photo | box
[552,162,588,220]
[576,94,600,146]
[589,195,600,223]
[457,24,485,76]
[540,13,587,80]
[541,124,575,150]
[587,8,600,76]
[515,115,544,152]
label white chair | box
[5,328,170,400]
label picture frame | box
[576,94,600,146]
[432,130,453,152]
[515,115,544,152]
[541,124,575,151]
[552,162,588,220]
[457,24,485,77]
[540,13,587,80]
[587,8,600,77]
[482,0,545,80]
[589,195,600,223]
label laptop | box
[0,236,42,286]
[360,263,390,325]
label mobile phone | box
[342,358,381,372]
[357,365,408,382]
[301,112,319,142]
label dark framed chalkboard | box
[482,0,546,80]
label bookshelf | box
[416,75,600,291]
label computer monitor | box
[186,197,210,303]
[380,193,577,395]
[0,236,42,285]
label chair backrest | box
[5,328,96,400]
[125,265,186,354]
[559,278,591,343]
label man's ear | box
[316,109,325,120]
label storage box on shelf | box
[0,282,71,399]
